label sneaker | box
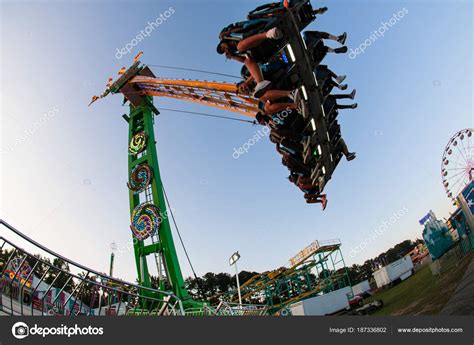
[335,75,346,84]
[334,46,348,54]
[346,152,356,161]
[321,195,328,210]
[349,89,356,99]
[253,80,272,98]
[266,27,283,40]
[313,7,328,15]
[337,32,347,45]
[337,83,348,91]
[349,103,358,109]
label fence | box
[0,220,184,316]
[435,234,474,275]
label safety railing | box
[184,301,268,316]
[0,219,184,316]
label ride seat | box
[248,2,284,20]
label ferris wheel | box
[441,128,474,202]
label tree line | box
[184,239,424,298]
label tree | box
[44,258,75,293]
[215,273,232,293]
[234,270,259,287]
[318,269,333,279]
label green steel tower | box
[126,98,195,306]
[90,59,258,310]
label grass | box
[364,253,472,315]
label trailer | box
[352,280,371,297]
[372,256,414,288]
[289,287,352,315]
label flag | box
[419,213,432,225]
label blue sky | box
[0,0,472,282]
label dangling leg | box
[304,193,328,210]
[245,57,272,98]
[327,46,348,54]
[335,83,348,90]
[316,31,347,44]
[260,89,292,102]
[336,102,357,109]
[313,7,328,15]
[245,57,264,83]
[340,138,356,161]
[237,28,282,51]
[332,89,356,100]
[264,102,297,115]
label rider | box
[258,89,299,115]
[324,94,358,111]
[288,174,328,209]
[337,138,356,161]
[217,27,284,98]
[305,36,348,65]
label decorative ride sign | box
[289,240,320,267]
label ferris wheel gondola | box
[441,128,473,203]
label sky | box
[0,0,472,283]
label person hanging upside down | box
[257,111,307,152]
[324,95,358,112]
[304,30,348,46]
[316,64,346,85]
[338,138,356,161]
[288,174,327,209]
[217,27,284,98]
[304,32,349,65]
[329,89,356,101]
[304,193,328,209]
[282,152,311,176]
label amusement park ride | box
[0,0,360,316]
[441,128,474,204]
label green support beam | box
[126,97,199,308]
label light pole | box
[229,251,242,307]
[109,242,117,277]
[97,288,103,316]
